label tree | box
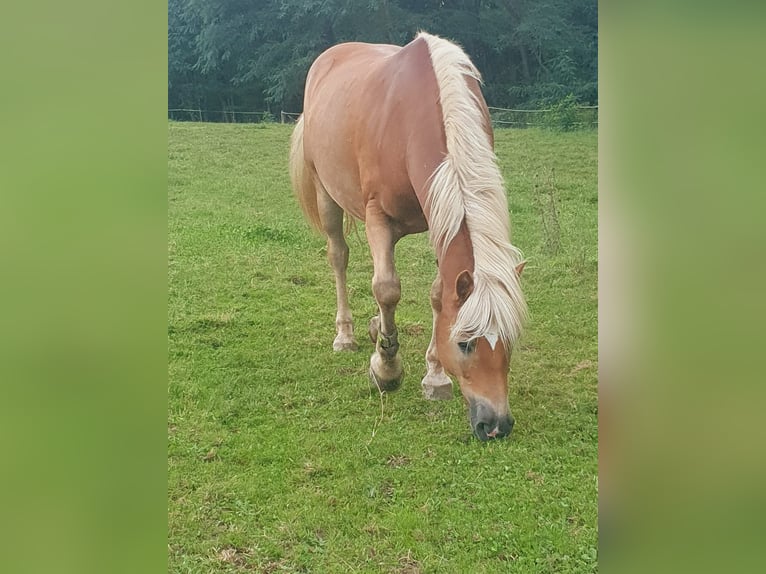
[168,0,598,117]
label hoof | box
[369,367,403,392]
[333,335,358,352]
[369,352,403,392]
[421,372,453,400]
[368,316,380,345]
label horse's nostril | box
[474,418,512,440]
[469,399,514,441]
[474,421,503,441]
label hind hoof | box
[333,335,358,352]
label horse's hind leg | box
[421,275,453,400]
[365,207,404,392]
[316,183,357,351]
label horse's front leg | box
[365,207,403,392]
[421,275,454,399]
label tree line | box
[169,0,597,118]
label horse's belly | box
[324,177,366,220]
[376,185,428,235]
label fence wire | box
[169,105,597,129]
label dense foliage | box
[169,0,597,116]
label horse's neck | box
[401,93,449,216]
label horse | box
[289,32,528,441]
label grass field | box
[168,122,598,573]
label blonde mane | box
[419,31,528,347]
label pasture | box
[168,122,597,573]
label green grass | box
[168,122,597,573]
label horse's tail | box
[289,116,322,231]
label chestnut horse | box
[290,32,528,440]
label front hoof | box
[369,367,403,392]
[369,353,403,392]
[333,335,358,352]
[421,372,453,400]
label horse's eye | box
[457,340,475,354]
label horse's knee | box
[372,275,401,308]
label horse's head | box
[432,262,526,441]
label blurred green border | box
[601,2,766,573]
[3,1,765,572]
[0,2,167,573]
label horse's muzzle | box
[469,399,514,441]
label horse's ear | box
[455,270,474,306]
[515,261,527,277]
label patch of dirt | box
[569,359,594,375]
[403,323,425,337]
[217,546,250,568]
[302,460,332,480]
[568,515,586,536]
[260,561,288,573]
[526,470,544,485]
[395,551,422,574]
[218,548,288,573]
[379,481,396,500]
[497,552,518,562]
[386,454,411,468]
[203,448,217,462]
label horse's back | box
[305,42,399,99]
[301,43,395,219]
[303,41,400,163]
[302,37,443,233]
